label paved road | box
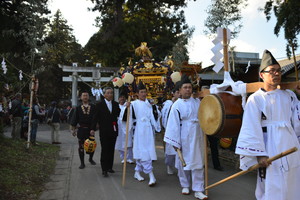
[4,124,256,200]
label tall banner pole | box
[26,75,35,149]
[122,96,131,187]
[223,28,229,72]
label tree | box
[170,27,194,69]
[0,0,50,94]
[263,0,300,59]
[86,0,193,67]
[0,0,50,72]
[39,10,87,102]
[204,0,248,38]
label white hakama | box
[115,104,133,160]
[161,100,177,167]
[126,99,160,173]
[164,97,205,192]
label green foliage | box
[39,10,87,102]
[0,136,59,200]
[263,0,300,58]
[0,0,50,96]
[0,0,50,73]
[170,28,194,69]
[204,0,248,38]
[86,0,193,67]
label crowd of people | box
[68,50,300,200]
[0,94,73,145]
[2,49,300,200]
[67,75,220,200]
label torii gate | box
[59,64,119,106]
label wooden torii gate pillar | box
[59,64,118,107]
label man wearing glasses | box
[235,50,300,200]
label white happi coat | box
[115,103,133,151]
[164,97,204,170]
[161,100,177,156]
[235,89,300,200]
[128,99,160,161]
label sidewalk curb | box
[39,144,74,200]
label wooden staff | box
[26,75,35,149]
[176,148,186,167]
[122,96,131,187]
[205,147,298,190]
[204,134,209,196]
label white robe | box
[115,103,133,151]
[235,89,300,200]
[292,102,300,143]
[164,97,204,170]
[127,99,160,161]
[161,100,173,128]
[153,104,161,133]
[161,100,177,155]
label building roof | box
[279,54,300,75]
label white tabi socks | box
[134,171,144,181]
[167,165,174,175]
[194,191,208,200]
[148,171,156,186]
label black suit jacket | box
[92,99,120,138]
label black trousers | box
[77,127,91,152]
[100,134,117,172]
[207,135,221,168]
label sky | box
[48,0,300,68]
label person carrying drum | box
[70,91,97,169]
[235,50,300,200]
[164,75,207,200]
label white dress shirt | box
[105,99,112,113]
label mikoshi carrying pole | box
[122,96,131,187]
[205,147,298,190]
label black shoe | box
[89,159,96,165]
[79,163,85,169]
[102,171,108,177]
[214,166,224,171]
[108,169,115,173]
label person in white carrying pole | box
[123,81,160,186]
[235,49,300,200]
[115,91,134,164]
[161,82,180,175]
[164,75,207,200]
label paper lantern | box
[122,72,134,84]
[220,138,232,149]
[170,72,181,83]
[112,77,124,87]
[84,137,97,154]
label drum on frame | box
[198,92,243,138]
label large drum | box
[198,92,243,138]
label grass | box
[0,136,59,200]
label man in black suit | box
[91,87,121,177]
